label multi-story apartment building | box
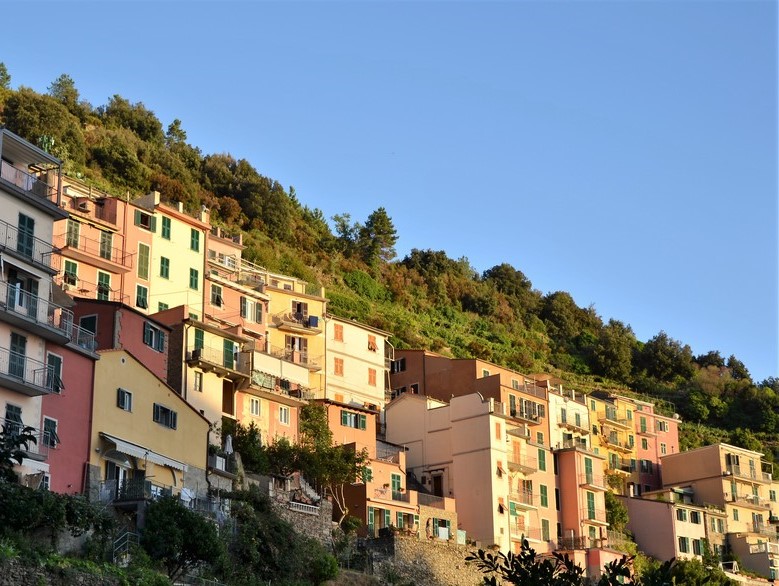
[324,315,392,411]
[620,487,727,563]
[0,129,96,490]
[588,392,638,495]
[386,392,553,554]
[662,443,776,578]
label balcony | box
[0,218,59,274]
[607,458,635,475]
[749,541,779,555]
[507,454,538,474]
[271,311,322,335]
[726,493,771,510]
[555,438,596,454]
[508,407,541,426]
[376,442,403,464]
[58,232,133,272]
[0,160,62,215]
[373,486,410,503]
[0,280,74,344]
[602,436,633,454]
[0,418,50,462]
[186,346,250,383]
[510,524,545,541]
[557,535,603,550]
[98,478,173,505]
[558,411,590,435]
[583,508,608,526]
[208,452,237,479]
[599,413,631,430]
[725,464,772,483]
[268,344,322,371]
[417,493,446,510]
[509,490,537,510]
[0,347,58,397]
[69,322,97,353]
[579,473,607,491]
[57,275,129,304]
[747,523,779,538]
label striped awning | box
[100,432,187,472]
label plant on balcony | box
[0,423,37,483]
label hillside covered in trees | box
[1,65,776,459]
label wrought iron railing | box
[0,218,58,271]
[0,161,57,202]
[0,279,73,338]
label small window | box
[160,257,170,279]
[676,508,688,522]
[210,284,223,307]
[63,260,78,285]
[97,272,111,300]
[250,397,260,416]
[46,353,63,394]
[143,322,165,352]
[390,357,406,374]
[190,229,200,252]
[161,216,171,239]
[193,371,203,392]
[368,368,377,386]
[334,357,344,376]
[279,406,290,425]
[99,231,113,260]
[136,285,148,309]
[66,219,80,247]
[158,302,169,312]
[540,484,548,508]
[770,490,777,503]
[536,432,544,446]
[482,369,490,377]
[117,388,133,411]
[341,410,367,430]
[189,268,199,291]
[660,442,667,455]
[134,210,156,232]
[42,417,59,448]
[733,509,739,521]
[678,537,689,554]
[334,324,343,342]
[368,335,377,352]
[538,449,546,471]
[79,315,97,334]
[641,438,648,450]
[512,379,520,390]
[690,511,701,524]
[153,403,177,429]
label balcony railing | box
[747,523,779,538]
[268,344,322,370]
[186,346,250,376]
[376,444,402,464]
[0,218,58,272]
[373,487,409,502]
[727,493,771,509]
[584,508,608,524]
[58,232,133,268]
[749,541,779,555]
[607,458,635,474]
[555,438,595,453]
[272,311,322,333]
[0,418,50,460]
[98,478,173,504]
[507,454,537,474]
[0,279,74,340]
[509,490,537,507]
[602,436,633,452]
[208,453,237,476]
[726,464,772,483]
[579,473,607,489]
[57,275,129,304]
[557,535,593,550]
[417,493,446,509]
[70,322,97,352]
[0,346,58,396]
[558,411,589,433]
[0,161,57,203]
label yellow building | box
[88,349,210,508]
[588,392,637,494]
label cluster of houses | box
[1,128,778,580]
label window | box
[17,214,34,257]
[160,257,170,279]
[137,243,150,279]
[239,297,263,323]
[279,406,290,425]
[334,358,344,376]
[42,418,59,448]
[190,228,200,251]
[390,357,406,374]
[678,537,690,554]
[210,284,223,307]
[66,220,80,248]
[330,323,343,342]
[368,368,377,386]
[482,369,490,377]
[46,353,63,394]
[134,210,156,232]
[136,285,148,309]
[368,334,377,352]
[512,379,520,390]
[586,491,596,520]
[540,484,548,508]
[628,435,635,447]
[717,518,724,533]
[143,322,165,352]
[341,410,367,430]
[641,438,648,450]
[640,417,647,433]
[194,329,204,350]
[536,432,544,446]
[9,333,26,379]
[153,403,177,429]
[40,474,50,491]
[627,409,633,420]
[690,511,701,524]
[117,388,132,411]
[396,511,404,529]
[161,216,171,239]
[538,449,546,472]
[158,302,169,312]
[97,272,111,300]
[99,231,113,260]
[4,404,22,435]
[193,371,203,392]
[495,422,501,441]
[657,420,669,432]
[189,268,199,290]
[770,490,777,503]
[63,260,78,286]
[250,397,260,416]
[79,315,97,334]
[590,399,596,411]
[541,519,550,541]
[733,509,739,522]
[660,442,667,455]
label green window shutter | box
[138,244,150,279]
[134,210,142,226]
[223,339,234,369]
[540,484,548,507]
[384,509,391,527]
[341,410,348,426]
[161,217,171,239]
[149,216,157,232]
[359,414,367,430]
[194,329,204,350]
[240,297,247,318]
[538,448,546,471]
[587,491,596,519]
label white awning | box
[100,432,187,472]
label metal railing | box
[272,311,321,330]
[0,417,51,459]
[70,322,97,352]
[726,464,773,482]
[0,279,74,338]
[579,473,606,488]
[187,346,251,375]
[0,161,57,202]
[584,508,608,524]
[558,411,589,433]
[0,218,58,271]
[98,478,173,504]
[0,346,56,394]
[268,344,322,369]
[600,413,630,428]
[374,487,409,502]
[749,541,779,555]
[56,275,129,304]
[417,493,446,509]
[556,438,594,453]
[208,453,237,475]
[58,232,133,268]
[727,492,771,509]
[509,490,537,507]
[607,458,635,473]
[557,535,592,550]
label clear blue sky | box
[3,1,777,380]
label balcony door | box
[9,332,26,379]
[7,269,38,319]
[16,214,34,258]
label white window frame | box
[42,417,59,448]
[279,406,290,425]
[193,371,203,392]
[117,388,133,411]
[250,397,260,417]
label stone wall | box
[369,534,485,586]
[0,559,120,586]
